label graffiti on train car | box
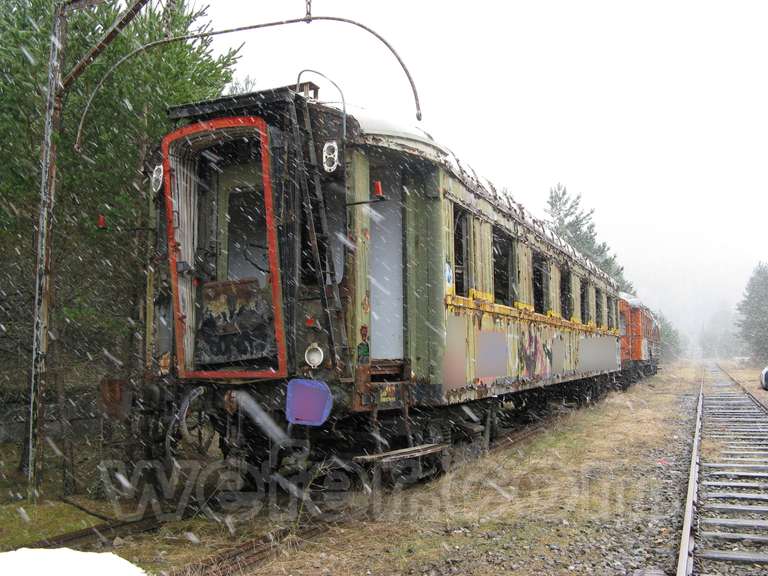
[519,323,553,380]
[195,280,277,366]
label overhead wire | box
[73,13,423,151]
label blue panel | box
[285,379,333,426]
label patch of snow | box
[0,548,145,575]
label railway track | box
[676,364,768,574]
[28,515,164,549]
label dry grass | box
[108,518,267,573]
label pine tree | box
[0,1,238,377]
[545,183,634,292]
[655,310,684,360]
[736,262,768,362]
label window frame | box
[607,295,615,329]
[579,278,591,324]
[532,251,550,315]
[560,266,573,320]
[453,204,472,297]
[492,226,517,307]
[595,288,604,327]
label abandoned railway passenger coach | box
[619,293,660,376]
[142,83,623,464]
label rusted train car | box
[619,293,660,376]
[141,83,629,465]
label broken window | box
[580,278,590,324]
[453,205,471,297]
[560,267,573,320]
[596,288,604,327]
[188,136,279,369]
[492,226,517,306]
[532,252,550,314]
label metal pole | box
[27,2,67,496]
[62,0,151,90]
[26,0,149,496]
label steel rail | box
[26,515,164,549]
[676,380,703,576]
[676,364,768,573]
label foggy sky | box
[204,0,768,343]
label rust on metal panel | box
[99,379,132,421]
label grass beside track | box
[0,501,100,551]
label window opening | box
[532,252,549,314]
[607,296,615,329]
[560,267,572,320]
[453,206,471,297]
[596,288,604,327]
[580,279,590,324]
[492,226,517,306]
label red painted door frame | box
[161,116,288,380]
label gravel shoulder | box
[250,362,700,576]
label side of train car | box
[141,84,648,460]
[619,294,661,375]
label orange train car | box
[619,293,661,375]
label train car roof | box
[347,107,617,289]
[620,292,658,324]
[166,86,618,290]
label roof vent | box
[294,81,320,99]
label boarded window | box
[492,227,517,306]
[453,206,471,297]
[560,267,573,320]
[532,252,549,314]
[580,279,590,324]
